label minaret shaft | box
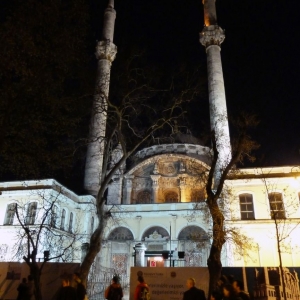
[200,0,231,183]
[203,0,217,26]
[84,1,117,195]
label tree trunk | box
[80,201,108,286]
[29,263,42,300]
[207,244,223,298]
[206,201,226,298]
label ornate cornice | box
[200,25,225,48]
[95,40,117,62]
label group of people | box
[17,272,86,300]
[56,272,87,300]
[17,275,35,300]
[104,275,250,300]
[210,277,251,300]
[104,275,149,300]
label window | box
[136,191,151,204]
[50,205,58,228]
[60,209,66,230]
[191,189,206,202]
[68,212,73,233]
[269,192,285,219]
[239,194,255,220]
[25,202,37,225]
[165,191,178,203]
[4,203,16,225]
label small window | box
[136,191,151,204]
[239,194,255,220]
[68,212,73,233]
[60,209,66,230]
[4,203,16,225]
[25,202,37,225]
[269,193,285,219]
[165,191,178,203]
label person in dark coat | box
[223,284,242,300]
[232,280,250,300]
[17,278,28,300]
[73,273,86,300]
[183,278,206,300]
[57,279,77,300]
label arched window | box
[269,193,285,219]
[165,191,178,203]
[25,202,37,225]
[108,227,134,241]
[178,225,208,241]
[51,205,58,228]
[191,189,206,202]
[4,203,16,225]
[136,191,151,204]
[68,212,73,233]
[60,209,66,230]
[239,193,255,220]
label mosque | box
[0,0,300,298]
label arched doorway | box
[178,225,209,266]
[107,227,134,275]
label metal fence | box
[87,267,130,300]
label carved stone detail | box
[200,25,225,47]
[95,40,117,62]
[150,175,161,187]
[132,178,151,189]
[160,177,178,188]
[161,162,177,176]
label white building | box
[0,179,95,263]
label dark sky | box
[93,0,300,167]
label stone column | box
[150,175,161,203]
[134,243,147,267]
[200,0,231,186]
[171,215,177,240]
[124,176,134,204]
[84,1,117,195]
[179,176,187,202]
[136,216,142,240]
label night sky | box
[1,0,300,192]
[94,0,300,167]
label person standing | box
[134,276,149,300]
[57,278,77,300]
[73,273,86,300]
[17,278,28,300]
[232,280,250,300]
[104,276,123,300]
[183,278,206,300]
[223,284,242,300]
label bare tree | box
[10,187,84,300]
[79,55,204,284]
[261,175,300,300]
[194,113,259,297]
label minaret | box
[200,0,231,184]
[84,0,117,195]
